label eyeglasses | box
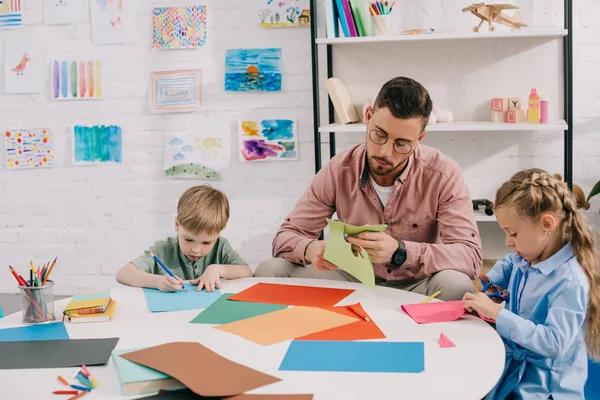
[368,129,413,155]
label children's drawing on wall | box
[52,59,103,100]
[258,0,309,27]
[225,48,282,92]
[5,128,55,170]
[150,70,203,113]
[4,35,43,94]
[90,0,132,44]
[152,6,207,49]
[72,125,122,164]
[164,134,223,180]
[0,0,23,28]
[43,0,80,25]
[239,119,298,162]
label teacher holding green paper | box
[255,77,482,301]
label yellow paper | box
[323,219,387,289]
[214,306,357,346]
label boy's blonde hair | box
[495,168,600,360]
[177,185,229,235]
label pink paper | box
[438,333,456,348]
[401,300,496,324]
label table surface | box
[0,277,506,400]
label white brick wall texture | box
[0,0,599,295]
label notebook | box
[66,299,117,323]
[112,348,186,395]
[63,290,111,316]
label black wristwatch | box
[391,240,407,266]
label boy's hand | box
[463,292,502,321]
[157,275,184,292]
[191,265,222,292]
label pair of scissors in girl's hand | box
[480,278,510,302]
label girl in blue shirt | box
[463,168,600,399]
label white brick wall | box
[1,0,599,295]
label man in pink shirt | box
[255,77,483,301]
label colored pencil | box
[420,291,442,304]
[53,391,78,395]
[148,251,186,291]
[42,257,58,285]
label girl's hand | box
[463,292,502,321]
[190,265,222,292]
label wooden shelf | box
[319,120,567,133]
[316,29,568,45]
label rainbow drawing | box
[0,0,23,29]
[152,6,207,49]
[51,60,103,100]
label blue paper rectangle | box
[143,284,222,313]
[279,341,425,373]
[0,322,69,342]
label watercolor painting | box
[152,6,207,49]
[164,134,223,180]
[43,0,80,25]
[51,59,103,100]
[4,35,43,94]
[0,0,23,29]
[5,128,55,170]
[73,125,122,164]
[225,48,282,92]
[239,119,298,162]
[150,70,202,113]
[90,0,132,44]
[258,0,310,28]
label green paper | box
[323,219,388,289]
[189,293,287,324]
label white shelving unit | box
[319,120,568,133]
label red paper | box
[438,333,456,348]
[401,300,495,324]
[227,283,355,307]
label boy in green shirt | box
[116,185,252,292]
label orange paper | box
[227,283,354,307]
[215,306,358,346]
[295,303,386,341]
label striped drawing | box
[0,0,23,29]
[52,60,103,100]
[152,6,207,49]
[72,125,122,165]
[5,128,55,169]
[150,69,202,113]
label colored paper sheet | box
[323,219,388,288]
[120,342,281,397]
[143,284,221,312]
[401,300,468,324]
[0,321,69,342]
[227,283,354,307]
[439,333,456,348]
[0,337,119,369]
[214,306,358,346]
[279,340,425,373]
[190,293,287,324]
[138,389,314,399]
[295,303,386,341]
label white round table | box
[0,277,505,400]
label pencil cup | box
[371,15,391,36]
[19,280,56,325]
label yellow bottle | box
[527,88,540,123]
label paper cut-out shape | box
[401,300,495,324]
[227,282,354,307]
[438,333,456,348]
[190,293,287,325]
[323,219,388,288]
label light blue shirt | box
[485,242,589,399]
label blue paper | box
[279,341,425,373]
[0,322,69,342]
[143,284,222,313]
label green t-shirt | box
[130,236,247,280]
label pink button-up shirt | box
[273,143,483,281]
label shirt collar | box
[359,147,416,189]
[516,242,575,275]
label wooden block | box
[508,97,521,110]
[515,110,526,122]
[491,111,504,123]
[491,98,504,112]
[505,110,516,123]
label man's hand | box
[156,275,184,292]
[305,240,338,270]
[346,231,398,264]
[190,265,222,292]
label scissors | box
[480,278,509,302]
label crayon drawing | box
[4,35,43,94]
[258,0,310,28]
[152,6,207,49]
[150,70,202,113]
[5,128,55,170]
[0,0,23,29]
[239,119,298,162]
[52,60,103,100]
[225,48,281,92]
[73,125,123,164]
[90,0,132,44]
[164,134,223,180]
[43,0,80,25]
